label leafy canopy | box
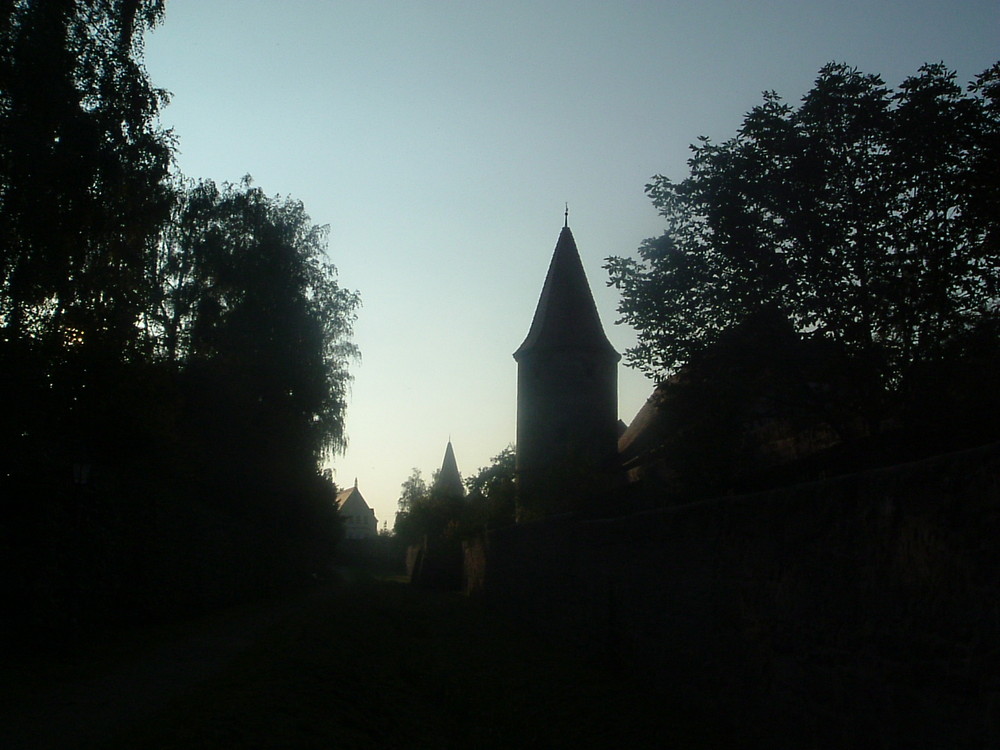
[155,178,360,465]
[1,2,362,625]
[394,446,516,544]
[464,446,516,529]
[0,0,173,356]
[607,62,1000,386]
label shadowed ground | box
[3,572,727,749]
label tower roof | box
[433,440,465,499]
[513,226,620,362]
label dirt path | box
[2,575,723,749]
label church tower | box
[513,224,620,520]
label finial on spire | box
[354,477,358,488]
[564,202,569,227]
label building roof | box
[618,382,672,466]
[513,225,620,362]
[335,481,375,518]
[433,440,465,499]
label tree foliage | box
[607,62,1000,392]
[464,446,516,529]
[393,467,466,545]
[395,467,429,518]
[155,178,360,467]
[393,446,517,548]
[393,468,432,545]
[0,2,360,642]
[0,0,173,355]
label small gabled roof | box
[514,225,619,362]
[335,480,375,517]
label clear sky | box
[144,0,998,529]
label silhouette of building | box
[335,479,378,539]
[617,307,851,501]
[432,439,465,500]
[407,439,466,589]
[513,224,621,520]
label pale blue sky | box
[144,0,999,528]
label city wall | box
[480,442,1000,748]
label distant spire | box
[433,439,465,499]
[564,202,569,227]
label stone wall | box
[482,443,1000,748]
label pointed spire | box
[433,439,465,499]
[513,225,620,362]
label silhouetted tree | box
[395,446,518,544]
[393,468,430,544]
[154,178,360,502]
[0,0,173,354]
[607,62,1000,419]
[464,446,516,529]
[149,179,359,609]
[392,465,469,589]
[393,465,469,538]
[395,468,429,517]
[0,4,362,641]
[0,0,175,495]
